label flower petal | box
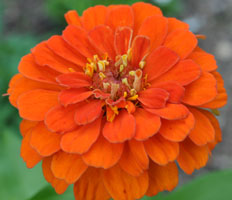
[177,138,209,174]
[188,108,215,146]
[61,117,101,154]
[146,162,178,196]
[138,88,169,109]
[103,110,136,143]
[74,168,110,200]
[182,72,217,106]
[82,135,124,169]
[159,112,195,142]
[45,105,77,133]
[17,89,59,121]
[138,15,168,50]
[51,151,88,184]
[144,134,179,165]
[103,165,149,200]
[42,157,69,194]
[134,108,161,141]
[74,100,103,125]
[167,17,189,33]
[20,120,38,137]
[144,46,180,82]
[119,140,149,176]
[65,10,82,26]
[164,29,198,59]
[82,5,107,30]
[30,122,61,156]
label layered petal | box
[167,17,189,33]
[65,10,82,26]
[20,119,38,137]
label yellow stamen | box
[128,95,138,101]
[127,48,132,61]
[129,70,136,76]
[85,63,94,77]
[130,88,137,96]
[122,78,130,88]
[111,106,119,115]
[98,61,106,71]
[119,64,124,72]
[139,61,146,69]
[99,72,106,80]
[68,68,75,72]
[93,55,99,62]
[123,92,127,98]
[122,54,128,66]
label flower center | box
[84,49,147,101]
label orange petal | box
[144,134,179,165]
[119,140,149,176]
[138,15,168,50]
[103,165,149,200]
[146,162,178,196]
[188,47,217,72]
[132,2,162,35]
[82,5,107,31]
[74,168,110,200]
[30,122,61,156]
[17,89,59,121]
[106,5,134,31]
[146,103,189,120]
[62,25,95,58]
[18,54,60,84]
[20,120,38,137]
[159,112,195,142]
[152,59,201,86]
[164,29,198,59]
[61,117,101,154]
[46,35,85,68]
[131,35,150,67]
[188,108,215,146]
[20,131,43,168]
[103,110,136,143]
[138,88,169,109]
[114,27,133,55]
[59,88,93,106]
[42,157,69,194]
[151,81,185,103]
[56,72,92,88]
[82,134,124,169]
[64,10,82,26]
[201,71,227,109]
[45,105,77,133]
[200,110,222,150]
[51,151,88,184]
[167,17,189,33]
[182,72,217,106]
[74,100,103,125]
[32,42,79,73]
[144,46,179,82]
[177,138,209,174]
[133,108,161,141]
[88,25,115,60]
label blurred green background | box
[0,0,231,199]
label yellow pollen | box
[68,68,75,72]
[99,72,106,80]
[129,71,136,76]
[85,63,94,77]
[123,92,128,98]
[127,48,132,61]
[119,64,124,72]
[122,54,128,66]
[128,95,138,101]
[111,106,119,115]
[98,61,106,71]
[130,88,137,96]
[139,61,146,69]
[93,55,99,62]
[122,78,130,88]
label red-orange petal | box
[82,5,107,31]
[164,29,198,59]
[61,117,101,154]
[144,46,179,82]
[20,119,38,137]
[64,10,82,27]
[159,112,195,142]
[146,162,178,196]
[103,110,136,143]
[133,108,161,141]
[146,103,189,120]
[177,138,209,174]
[119,140,149,176]
[74,100,103,125]
[167,17,189,33]
[30,122,61,156]
[182,72,217,106]
[17,89,59,121]
[188,108,215,146]
[82,134,124,169]
[114,27,133,55]
[106,5,134,31]
[51,151,88,184]
[138,15,168,51]
[103,165,149,200]
[45,105,77,133]
[74,168,111,200]
[138,88,169,109]
[151,59,201,86]
[42,157,69,194]
[144,134,179,165]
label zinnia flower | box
[7,2,227,200]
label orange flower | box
[7,2,227,200]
